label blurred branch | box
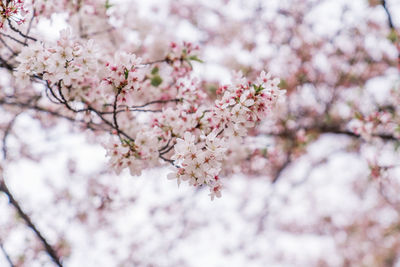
[24,8,36,45]
[272,124,397,141]
[0,36,17,57]
[0,242,15,267]
[0,98,108,132]
[272,154,292,184]
[381,0,400,70]
[7,19,37,42]
[80,27,115,38]
[0,97,64,267]
[1,113,20,159]
[318,125,396,141]
[266,121,398,185]
[0,180,63,267]
[381,0,395,29]
[0,55,14,70]
[0,32,26,46]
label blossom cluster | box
[101,69,284,200]
[0,0,26,28]
[213,71,284,139]
[97,52,145,104]
[166,41,201,77]
[15,29,99,90]
[14,27,284,200]
[104,129,169,176]
[168,131,226,200]
[166,71,285,199]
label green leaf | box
[105,0,113,9]
[261,148,267,157]
[394,141,400,151]
[279,79,287,89]
[188,55,204,63]
[354,112,363,120]
[124,68,129,79]
[151,75,163,87]
[122,139,133,147]
[253,84,264,94]
[387,29,398,43]
[208,85,217,95]
[151,67,159,75]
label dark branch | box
[0,180,63,267]
[0,98,107,132]
[115,98,182,109]
[0,242,15,267]
[159,154,178,167]
[0,56,14,70]
[271,124,398,142]
[159,144,175,155]
[7,19,37,42]
[113,88,122,139]
[381,0,400,70]
[382,0,395,29]
[0,32,26,46]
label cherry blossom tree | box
[0,0,399,266]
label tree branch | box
[271,124,398,142]
[0,55,14,71]
[382,0,395,29]
[2,113,20,159]
[7,19,37,42]
[0,180,63,267]
[0,32,26,46]
[0,98,108,132]
[0,242,15,267]
[271,155,291,184]
[381,0,400,70]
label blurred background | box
[1,0,400,266]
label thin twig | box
[24,8,36,45]
[80,27,115,38]
[113,88,122,139]
[115,98,181,109]
[0,36,17,56]
[159,144,175,155]
[0,32,26,46]
[0,242,15,267]
[0,98,107,132]
[381,0,399,70]
[7,19,37,42]
[142,58,169,65]
[159,154,178,167]
[2,113,20,159]
[382,0,395,29]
